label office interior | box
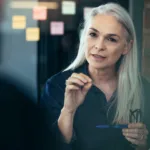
[0,0,149,105]
[0,0,150,149]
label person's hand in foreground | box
[64,73,92,113]
[122,123,149,149]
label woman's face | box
[85,14,130,70]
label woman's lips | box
[92,54,106,61]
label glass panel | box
[142,0,150,81]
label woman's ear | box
[122,40,133,55]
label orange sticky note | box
[33,6,47,21]
[12,15,26,29]
[26,27,40,41]
[50,21,64,35]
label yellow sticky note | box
[62,1,76,15]
[10,1,58,9]
[12,16,26,29]
[26,28,40,41]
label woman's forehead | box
[89,14,125,36]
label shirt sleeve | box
[40,75,76,150]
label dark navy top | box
[40,62,150,150]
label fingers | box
[66,84,80,91]
[122,131,147,140]
[123,128,148,135]
[66,77,85,87]
[125,123,149,136]
[125,137,146,145]
[81,82,92,95]
[71,73,91,83]
[128,123,146,129]
[122,123,149,147]
[78,73,92,92]
[78,73,92,82]
[66,73,92,90]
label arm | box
[40,72,92,149]
[40,77,75,150]
[58,72,92,143]
[58,107,76,143]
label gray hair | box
[64,3,143,123]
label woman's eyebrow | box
[89,28,120,39]
[107,34,120,39]
[89,27,99,33]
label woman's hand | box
[122,123,149,148]
[64,73,92,113]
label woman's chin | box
[89,62,107,70]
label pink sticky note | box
[50,21,64,35]
[33,6,47,21]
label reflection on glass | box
[142,0,150,81]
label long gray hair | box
[64,3,143,123]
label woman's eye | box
[107,37,117,42]
[89,32,97,37]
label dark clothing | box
[40,62,150,150]
[0,77,39,150]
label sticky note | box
[26,27,40,41]
[10,1,58,9]
[62,1,76,15]
[39,2,58,9]
[12,16,26,29]
[33,6,47,20]
[50,21,64,35]
[83,7,94,19]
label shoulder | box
[40,70,76,109]
[45,63,87,87]
[41,70,73,100]
[42,63,87,97]
[46,70,72,87]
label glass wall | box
[37,0,129,95]
[142,0,150,81]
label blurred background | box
[0,0,149,104]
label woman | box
[41,3,150,150]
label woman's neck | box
[88,65,117,85]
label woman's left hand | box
[122,123,149,148]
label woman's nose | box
[94,38,105,51]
